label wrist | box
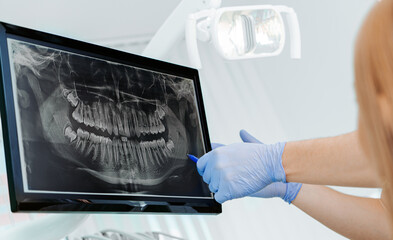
[269,142,287,183]
[281,142,297,182]
[283,182,302,204]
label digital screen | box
[7,38,212,199]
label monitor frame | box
[0,22,221,214]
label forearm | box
[293,184,390,239]
[282,131,380,187]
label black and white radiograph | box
[8,39,210,198]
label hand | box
[197,136,287,203]
[240,130,302,204]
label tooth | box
[115,104,124,136]
[167,139,174,150]
[118,140,125,160]
[86,133,100,156]
[117,140,123,167]
[129,143,137,169]
[154,116,160,134]
[147,142,155,164]
[152,141,164,165]
[117,112,124,136]
[104,103,112,135]
[148,114,154,134]
[140,142,149,169]
[106,138,113,167]
[154,112,161,134]
[134,109,141,138]
[145,141,155,163]
[76,132,88,152]
[112,107,119,136]
[157,106,165,119]
[83,104,92,127]
[90,143,98,160]
[90,140,98,159]
[81,139,88,152]
[75,136,82,150]
[121,142,129,167]
[128,141,137,162]
[64,126,77,142]
[157,138,169,158]
[113,139,121,166]
[149,140,160,165]
[88,105,95,127]
[148,114,156,134]
[123,111,130,137]
[158,140,167,163]
[128,112,135,137]
[83,130,90,139]
[155,110,165,133]
[158,121,165,133]
[137,111,144,135]
[122,140,129,157]
[156,143,166,162]
[124,141,132,168]
[90,133,99,142]
[100,138,107,164]
[85,141,95,156]
[77,128,86,139]
[72,102,84,123]
[165,139,175,157]
[83,105,89,126]
[92,102,100,130]
[66,91,79,107]
[76,128,88,152]
[135,143,144,171]
[112,139,119,166]
[141,142,147,160]
[98,103,105,131]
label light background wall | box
[0,0,380,239]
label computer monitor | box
[0,22,220,213]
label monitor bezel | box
[0,22,220,214]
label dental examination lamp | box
[186,5,301,68]
[142,0,301,69]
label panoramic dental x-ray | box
[8,39,209,198]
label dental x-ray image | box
[7,38,211,199]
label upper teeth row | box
[67,91,166,137]
[64,126,174,171]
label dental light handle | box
[279,6,301,59]
[186,13,200,69]
[186,10,215,69]
[0,214,89,240]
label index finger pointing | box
[196,151,214,176]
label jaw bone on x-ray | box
[8,39,210,198]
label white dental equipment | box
[143,1,301,69]
[186,5,301,68]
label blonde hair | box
[355,0,393,224]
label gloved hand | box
[240,130,302,204]
[197,135,287,203]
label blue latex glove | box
[209,141,301,204]
[197,136,287,203]
[240,130,302,204]
[250,182,302,204]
